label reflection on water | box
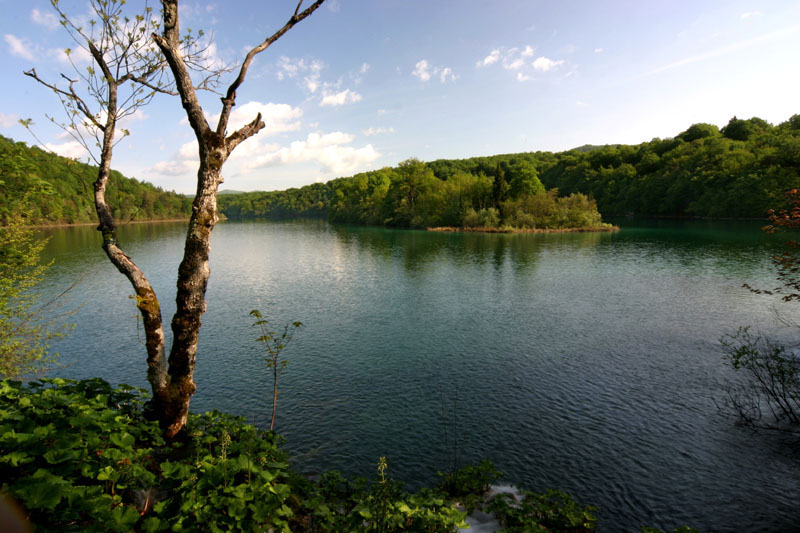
[37,218,799,532]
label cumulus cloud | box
[151,140,198,176]
[320,89,362,107]
[45,140,88,160]
[412,59,456,83]
[0,112,18,129]
[54,45,92,65]
[31,8,60,29]
[208,101,302,135]
[477,45,561,81]
[477,46,536,70]
[276,56,325,93]
[477,49,501,67]
[5,34,35,60]
[412,60,432,81]
[362,126,394,136]
[532,56,564,71]
[151,101,303,178]
[244,131,380,175]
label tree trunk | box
[150,0,325,439]
[91,75,170,410]
[157,157,225,438]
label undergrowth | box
[0,378,607,532]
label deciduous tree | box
[26,0,325,438]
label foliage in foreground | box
[1,378,293,532]
[0,378,602,532]
[0,194,70,378]
[721,189,800,433]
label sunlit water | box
[38,219,800,532]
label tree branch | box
[215,0,325,137]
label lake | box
[38,218,800,532]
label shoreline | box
[24,217,190,229]
[426,225,620,234]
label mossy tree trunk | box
[150,0,325,438]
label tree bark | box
[152,0,325,439]
[87,46,170,409]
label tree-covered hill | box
[0,135,191,225]
[219,114,800,224]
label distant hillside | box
[219,114,800,222]
[0,135,191,225]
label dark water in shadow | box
[39,219,800,532]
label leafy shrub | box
[0,378,293,532]
[462,207,500,228]
[292,458,468,532]
[488,488,597,532]
[719,327,800,432]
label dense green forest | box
[0,135,191,225]
[4,114,799,227]
[219,114,800,224]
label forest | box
[0,134,191,225]
[3,114,799,228]
[219,114,800,224]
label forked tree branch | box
[215,0,325,137]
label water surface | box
[40,219,800,532]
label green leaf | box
[110,504,141,530]
[1,450,31,467]
[16,470,68,510]
[110,431,135,449]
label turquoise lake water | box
[38,219,800,531]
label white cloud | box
[439,67,455,83]
[276,56,325,93]
[362,127,394,136]
[360,62,370,74]
[45,140,88,160]
[5,34,35,60]
[477,45,556,80]
[31,8,60,29]
[505,58,525,70]
[476,49,501,67]
[244,131,380,175]
[151,139,198,176]
[532,56,564,71]
[209,101,302,136]
[151,101,303,178]
[53,45,92,65]
[412,59,456,83]
[595,47,604,53]
[320,88,362,107]
[740,11,762,20]
[412,59,432,81]
[0,112,18,128]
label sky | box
[1,0,799,194]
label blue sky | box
[1,0,799,193]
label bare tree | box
[24,0,238,438]
[147,0,325,437]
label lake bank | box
[426,225,619,234]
